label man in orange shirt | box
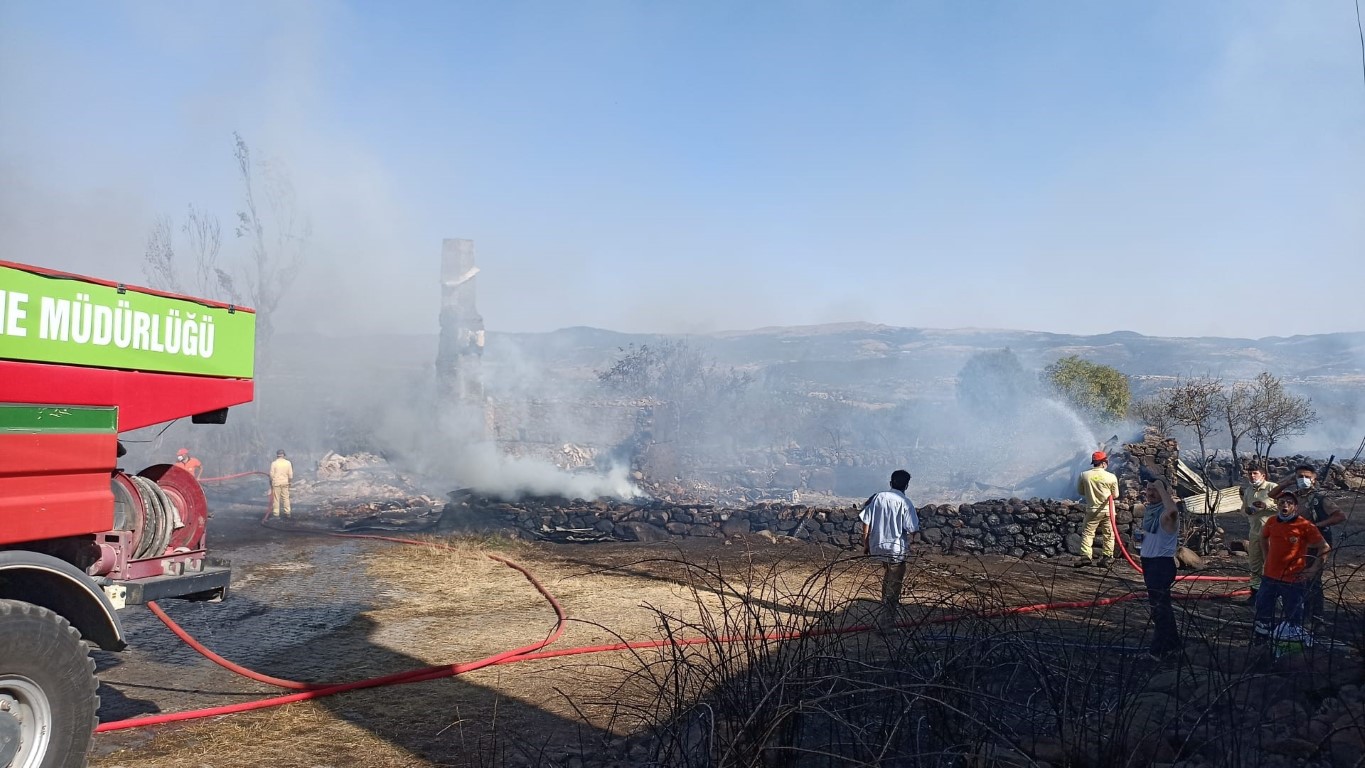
[1253,493,1330,644]
[175,448,203,479]
[1270,463,1346,624]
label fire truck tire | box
[0,600,98,768]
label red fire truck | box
[0,261,254,767]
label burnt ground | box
[88,488,1365,768]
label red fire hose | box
[98,544,569,732]
[199,471,269,484]
[1109,497,1247,583]
[95,479,1249,734]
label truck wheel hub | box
[0,679,52,768]
[0,707,20,766]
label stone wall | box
[446,493,1146,559]
[448,433,1346,558]
[1203,453,1357,490]
[444,443,1161,557]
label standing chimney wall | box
[437,239,486,431]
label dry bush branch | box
[570,551,1365,768]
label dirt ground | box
[88,489,1365,768]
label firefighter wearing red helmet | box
[175,448,203,479]
[1075,450,1119,568]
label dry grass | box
[96,702,432,768]
[93,535,783,767]
[92,533,1361,767]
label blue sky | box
[2,1,1362,337]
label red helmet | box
[1091,451,1108,463]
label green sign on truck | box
[0,262,255,379]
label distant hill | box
[460,323,1362,395]
[276,323,1365,383]
[272,324,1365,449]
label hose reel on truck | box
[91,464,224,606]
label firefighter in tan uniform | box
[269,449,294,518]
[1076,451,1120,567]
[1240,466,1277,604]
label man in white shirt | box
[860,469,920,630]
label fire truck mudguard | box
[0,551,125,652]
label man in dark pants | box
[1253,493,1329,646]
[1137,478,1181,660]
[1270,464,1345,624]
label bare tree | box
[134,135,310,466]
[1135,378,1225,471]
[1217,381,1256,474]
[143,205,236,303]
[1165,377,1224,477]
[141,134,308,359]
[142,215,180,292]
[182,204,237,303]
[233,131,311,366]
[1248,372,1317,466]
[1135,377,1224,525]
[1131,392,1177,436]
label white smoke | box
[446,441,642,500]
[359,345,643,501]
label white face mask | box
[1296,476,1314,490]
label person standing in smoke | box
[1136,478,1182,661]
[269,449,294,519]
[1269,464,1346,624]
[1075,451,1119,568]
[1239,465,1278,605]
[859,469,920,632]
